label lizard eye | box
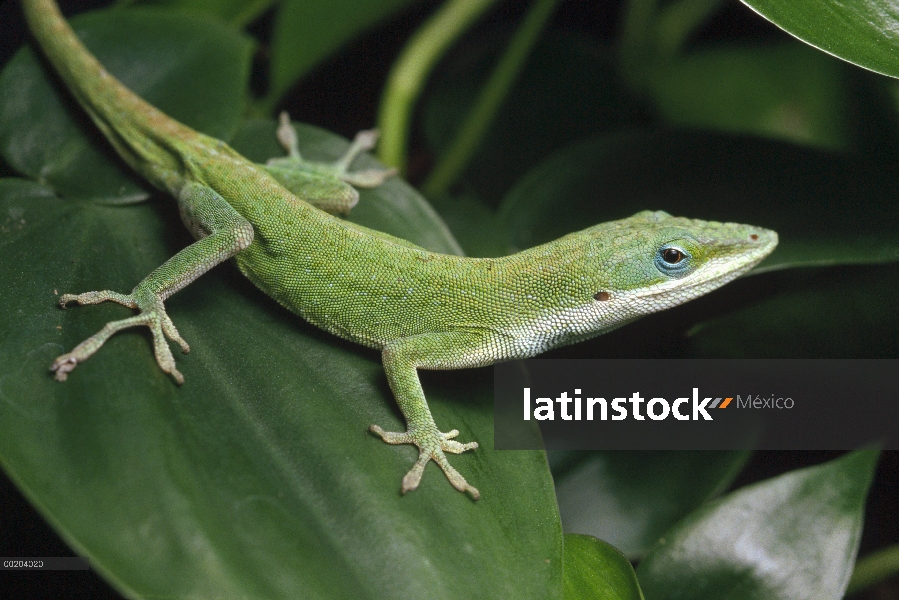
[654,244,693,277]
[661,248,684,264]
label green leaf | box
[564,534,644,600]
[645,44,849,150]
[740,0,899,79]
[0,175,560,596]
[266,0,418,110]
[497,131,899,271]
[0,175,560,598]
[0,7,253,204]
[636,449,879,600]
[0,9,562,599]
[553,451,750,557]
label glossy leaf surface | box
[636,449,879,600]
[553,451,749,557]
[741,0,899,79]
[564,534,644,600]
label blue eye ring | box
[654,244,692,277]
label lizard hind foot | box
[51,289,189,384]
[270,113,397,189]
[369,424,480,500]
[334,129,397,187]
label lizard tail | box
[21,0,198,193]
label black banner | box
[494,359,899,450]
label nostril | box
[750,234,759,241]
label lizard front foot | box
[51,289,189,384]
[369,424,480,500]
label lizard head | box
[582,210,778,323]
[507,210,778,352]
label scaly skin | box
[23,0,777,499]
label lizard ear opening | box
[593,291,611,302]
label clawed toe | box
[370,423,479,499]
[350,129,380,152]
[51,289,189,384]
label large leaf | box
[497,131,899,272]
[553,451,750,557]
[0,7,253,204]
[741,0,899,80]
[564,534,644,600]
[636,448,879,600]
[0,7,562,599]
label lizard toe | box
[372,424,479,499]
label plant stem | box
[376,0,499,173]
[422,0,560,197]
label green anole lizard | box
[23,0,777,500]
